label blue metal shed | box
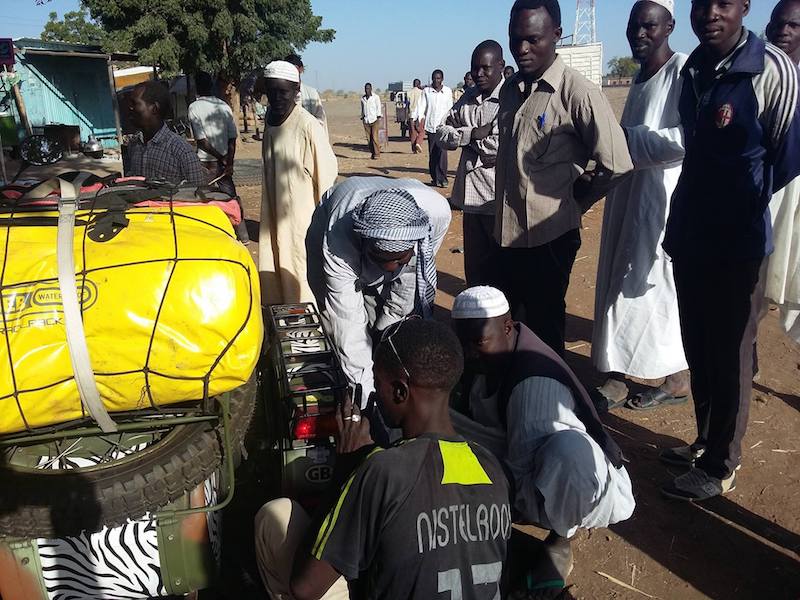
[6,39,122,149]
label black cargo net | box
[0,183,254,435]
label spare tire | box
[0,377,256,539]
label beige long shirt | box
[495,55,633,247]
[260,106,338,305]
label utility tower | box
[573,0,596,45]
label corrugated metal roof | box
[13,38,105,55]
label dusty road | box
[234,91,800,600]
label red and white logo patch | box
[716,103,734,128]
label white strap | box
[57,174,118,433]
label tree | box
[41,8,106,46]
[606,56,639,79]
[82,0,335,110]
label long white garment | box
[305,177,451,402]
[592,53,689,379]
[451,375,635,538]
[766,174,800,344]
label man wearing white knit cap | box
[591,0,691,412]
[306,176,450,408]
[450,286,634,595]
[259,60,338,305]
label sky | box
[4,0,776,91]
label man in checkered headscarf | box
[306,177,451,406]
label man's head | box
[364,82,373,97]
[767,0,800,63]
[689,0,749,57]
[471,40,506,95]
[352,188,429,273]
[373,319,464,430]
[130,81,172,131]
[464,71,476,88]
[452,287,517,374]
[432,69,444,90]
[413,78,422,88]
[263,61,301,118]
[284,53,305,75]
[504,65,516,79]
[627,0,675,63]
[509,0,562,80]
[195,71,214,97]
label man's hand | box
[335,388,373,454]
[220,156,234,177]
[471,122,494,142]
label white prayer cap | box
[264,60,300,83]
[635,0,674,17]
[452,286,511,320]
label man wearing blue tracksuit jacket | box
[660,0,800,501]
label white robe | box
[592,53,689,379]
[766,174,800,344]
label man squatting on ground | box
[450,286,635,596]
[435,40,505,288]
[254,319,510,600]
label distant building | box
[556,42,603,88]
[5,39,133,148]
[603,76,634,87]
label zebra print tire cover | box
[0,377,256,539]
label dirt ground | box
[232,90,800,600]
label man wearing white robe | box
[766,0,800,344]
[259,61,338,306]
[591,0,691,410]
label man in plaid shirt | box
[125,81,206,186]
[435,40,505,287]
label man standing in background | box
[436,40,505,286]
[408,78,424,153]
[591,0,690,411]
[188,71,249,242]
[285,53,328,135]
[260,61,338,305]
[661,0,800,500]
[360,82,383,160]
[504,65,516,79]
[764,0,800,344]
[419,69,453,187]
[495,0,633,357]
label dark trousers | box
[427,135,448,185]
[364,120,381,158]
[463,212,501,287]
[497,229,581,356]
[673,258,766,479]
[202,161,249,243]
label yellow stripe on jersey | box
[313,447,383,559]
[438,440,493,485]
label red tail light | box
[293,414,338,440]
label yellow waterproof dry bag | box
[0,186,262,435]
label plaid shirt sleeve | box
[179,145,207,185]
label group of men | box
[119,0,799,595]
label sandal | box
[627,387,688,411]
[590,387,627,413]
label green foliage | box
[606,56,639,79]
[81,0,335,83]
[41,8,106,45]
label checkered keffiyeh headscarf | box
[352,188,437,316]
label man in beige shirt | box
[495,0,633,356]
